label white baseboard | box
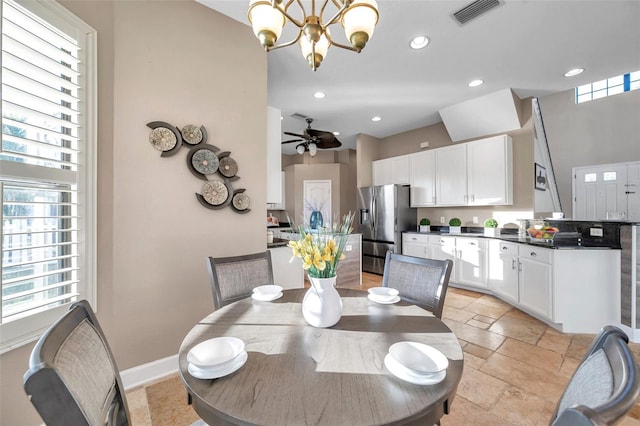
[120,354,179,391]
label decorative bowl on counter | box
[527,225,559,242]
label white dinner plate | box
[384,353,447,385]
[389,341,449,374]
[187,336,245,368]
[253,285,283,298]
[368,287,400,302]
[188,351,248,379]
[368,294,401,304]
[251,291,283,302]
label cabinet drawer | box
[491,240,518,255]
[456,237,487,250]
[518,245,552,263]
[402,233,430,244]
[429,235,455,246]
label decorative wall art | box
[303,180,331,229]
[146,121,250,213]
[535,163,547,191]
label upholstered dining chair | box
[207,251,275,310]
[382,251,453,318]
[23,300,131,426]
[550,325,640,425]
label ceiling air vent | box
[453,0,501,25]
[291,113,309,120]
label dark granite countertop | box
[403,230,619,250]
[267,238,290,249]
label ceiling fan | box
[281,118,342,155]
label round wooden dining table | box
[178,288,464,426]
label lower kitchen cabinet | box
[269,245,304,289]
[487,240,519,305]
[402,233,430,258]
[517,246,553,320]
[402,232,621,334]
[455,237,488,289]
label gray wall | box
[538,88,640,218]
[0,2,267,425]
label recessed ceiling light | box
[410,35,430,50]
[313,91,326,99]
[564,68,584,77]
[468,79,484,87]
[371,116,381,122]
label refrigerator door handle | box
[371,193,376,239]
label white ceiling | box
[198,0,640,154]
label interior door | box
[574,164,628,220]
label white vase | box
[302,276,342,328]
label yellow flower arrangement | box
[288,212,354,278]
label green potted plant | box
[448,217,462,234]
[483,218,499,237]
[419,218,431,233]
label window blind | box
[1,0,94,343]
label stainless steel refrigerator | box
[356,184,416,274]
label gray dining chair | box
[382,251,453,318]
[23,300,131,426]
[206,251,275,310]
[550,325,640,425]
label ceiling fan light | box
[296,144,306,155]
[248,0,285,49]
[342,0,379,50]
[308,143,318,156]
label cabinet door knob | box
[530,252,537,257]
[502,246,508,251]
[512,259,516,270]
[470,242,476,246]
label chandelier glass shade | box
[248,0,379,71]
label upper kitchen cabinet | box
[372,155,410,186]
[435,144,468,206]
[409,149,436,207]
[434,135,513,207]
[266,106,282,205]
[467,134,513,206]
[267,171,286,210]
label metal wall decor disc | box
[192,149,219,174]
[202,181,228,205]
[181,125,203,145]
[219,156,238,177]
[149,127,177,151]
[232,192,250,210]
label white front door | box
[574,164,629,220]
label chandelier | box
[248,0,379,71]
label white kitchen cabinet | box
[435,144,468,206]
[432,135,513,207]
[266,106,282,205]
[267,171,286,210]
[409,150,436,206]
[402,233,430,258]
[429,235,457,282]
[467,135,513,205]
[372,155,410,186]
[269,246,304,289]
[487,240,519,304]
[517,246,553,321]
[455,237,488,288]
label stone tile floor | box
[127,272,640,425]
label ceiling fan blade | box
[284,131,309,139]
[306,128,333,138]
[281,139,304,144]
[316,139,342,149]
